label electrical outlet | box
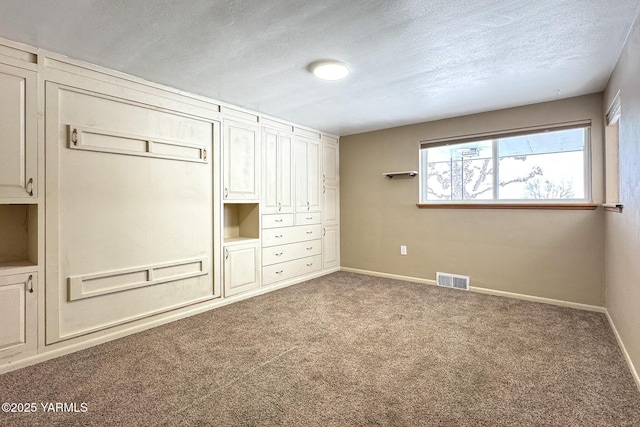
[400,245,407,255]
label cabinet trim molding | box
[68,258,208,301]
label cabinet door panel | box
[224,120,260,201]
[224,243,260,297]
[278,134,293,212]
[0,65,37,198]
[323,227,339,269]
[323,187,338,225]
[322,142,339,187]
[263,129,279,212]
[307,139,321,212]
[0,273,36,359]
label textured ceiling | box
[1,1,639,135]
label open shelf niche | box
[223,203,260,244]
[0,204,38,271]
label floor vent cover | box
[436,272,469,290]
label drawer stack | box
[262,213,322,285]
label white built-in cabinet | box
[0,63,37,199]
[0,51,39,364]
[223,119,261,201]
[294,137,322,213]
[0,273,37,359]
[322,139,340,270]
[262,127,293,214]
[224,243,261,297]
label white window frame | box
[418,121,592,205]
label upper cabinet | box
[262,127,293,214]
[0,63,37,199]
[322,140,339,187]
[223,119,260,201]
[294,136,321,213]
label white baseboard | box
[341,267,605,312]
[605,311,640,393]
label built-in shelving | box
[0,204,38,272]
[223,203,260,244]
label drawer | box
[262,239,322,266]
[295,212,322,225]
[263,255,322,285]
[262,213,294,229]
[262,224,322,247]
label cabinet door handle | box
[323,174,326,183]
[225,248,229,259]
[71,128,78,145]
[323,228,326,236]
[27,275,34,293]
[278,202,281,211]
[323,185,325,194]
[307,201,310,211]
[275,252,284,256]
[27,178,34,196]
[224,187,229,198]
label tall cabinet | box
[222,113,262,297]
[322,137,340,270]
[0,49,39,362]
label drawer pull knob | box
[275,219,283,222]
[306,217,312,220]
[306,263,313,267]
[306,231,313,234]
[275,235,283,238]
[275,252,283,256]
[306,247,313,250]
[275,270,284,274]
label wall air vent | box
[436,272,469,291]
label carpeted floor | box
[1,271,639,426]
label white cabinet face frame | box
[0,63,37,199]
[223,119,260,201]
[262,127,293,214]
[0,272,37,359]
[224,243,261,297]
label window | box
[419,124,590,204]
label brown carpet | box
[0,271,639,426]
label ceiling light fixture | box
[310,60,350,81]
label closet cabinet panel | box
[224,243,260,297]
[45,82,215,343]
[0,64,37,199]
[0,272,36,359]
[294,137,321,213]
[322,141,339,187]
[262,128,293,213]
[323,226,339,270]
[224,120,260,201]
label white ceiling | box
[1,1,639,136]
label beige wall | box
[340,94,605,306]
[604,12,640,381]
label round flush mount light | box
[310,60,350,81]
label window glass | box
[420,127,588,202]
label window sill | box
[416,203,599,210]
[602,203,623,213]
